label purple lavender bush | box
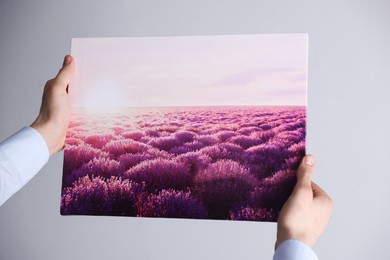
[288,141,306,158]
[63,144,110,176]
[193,160,257,219]
[216,130,236,142]
[198,143,244,162]
[84,133,118,149]
[61,176,143,216]
[228,135,263,149]
[64,157,124,187]
[144,129,160,137]
[103,139,149,158]
[138,189,207,218]
[229,206,277,222]
[124,158,192,193]
[174,130,196,143]
[244,143,290,179]
[147,136,181,151]
[249,130,275,143]
[169,145,192,155]
[118,153,156,170]
[183,140,206,151]
[237,126,261,135]
[250,169,296,210]
[121,130,145,141]
[65,137,84,146]
[274,130,305,147]
[195,135,219,146]
[176,151,212,175]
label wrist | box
[276,231,314,250]
[30,121,63,156]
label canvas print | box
[61,34,307,222]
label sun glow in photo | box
[78,80,132,114]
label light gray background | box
[0,0,389,259]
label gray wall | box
[0,0,389,259]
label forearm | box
[0,127,49,206]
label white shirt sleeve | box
[273,240,319,260]
[0,127,49,206]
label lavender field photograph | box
[62,34,308,222]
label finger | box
[295,154,315,189]
[55,55,75,87]
[311,181,328,198]
[312,181,333,212]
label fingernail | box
[305,155,315,166]
[63,55,72,65]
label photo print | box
[61,34,308,222]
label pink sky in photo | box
[70,34,307,108]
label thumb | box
[295,154,315,189]
[55,55,75,87]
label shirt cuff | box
[0,127,49,205]
[273,240,319,260]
